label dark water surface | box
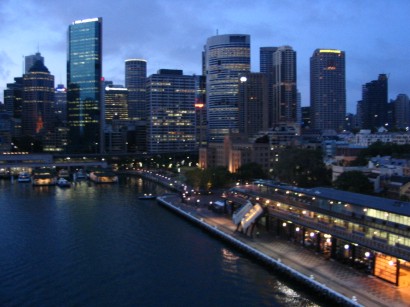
[0,177,318,306]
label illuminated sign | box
[73,18,99,25]
[319,49,341,54]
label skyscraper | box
[272,46,298,128]
[104,84,128,124]
[146,69,196,154]
[67,17,103,153]
[393,94,410,130]
[22,60,54,137]
[54,84,67,125]
[310,49,346,132]
[125,59,147,120]
[204,34,250,143]
[260,46,278,128]
[360,74,388,130]
[238,73,269,137]
[25,52,44,74]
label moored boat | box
[138,193,156,200]
[89,169,118,183]
[17,172,31,183]
[32,169,57,186]
[57,177,71,188]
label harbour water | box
[0,176,319,306]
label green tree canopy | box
[235,162,269,182]
[272,147,331,188]
[333,170,373,194]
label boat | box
[32,169,57,186]
[57,177,71,188]
[138,193,156,200]
[58,169,70,179]
[89,169,118,183]
[73,169,86,181]
[17,172,31,183]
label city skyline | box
[0,0,409,113]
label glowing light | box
[344,244,349,250]
[319,49,341,54]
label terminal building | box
[225,181,410,287]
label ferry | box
[17,172,31,183]
[32,169,57,186]
[138,193,156,200]
[57,177,71,188]
[89,170,118,183]
[58,169,70,179]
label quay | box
[157,194,410,307]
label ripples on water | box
[0,177,319,306]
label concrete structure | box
[199,133,272,174]
[146,69,196,154]
[125,59,147,120]
[310,49,346,132]
[104,84,128,124]
[204,34,250,143]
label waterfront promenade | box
[159,193,410,307]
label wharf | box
[157,193,410,307]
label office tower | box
[125,59,147,120]
[146,69,196,154]
[104,84,128,123]
[204,34,250,143]
[310,49,346,132]
[195,75,207,147]
[21,60,55,137]
[393,94,410,129]
[360,74,388,130]
[301,106,311,129]
[54,84,67,125]
[272,46,298,128]
[67,17,103,153]
[260,47,278,127]
[25,52,44,74]
[238,73,268,137]
[4,77,23,118]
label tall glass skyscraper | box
[125,59,147,121]
[310,49,346,132]
[272,46,298,128]
[67,17,103,153]
[204,34,250,143]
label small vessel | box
[57,177,71,188]
[32,168,57,186]
[58,169,70,179]
[74,169,86,181]
[89,169,118,183]
[17,172,31,183]
[138,193,156,200]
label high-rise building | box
[67,17,103,153]
[272,46,298,128]
[25,52,44,74]
[359,74,388,130]
[4,77,23,119]
[22,60,55,137]
[125,59,147,120]
[54,84,67,125]
[238,73,269,137]
[204,34,250,143]
[393,94,410,130]
[104,84,128,123]
[310,49,346,132]
[146,69,196,154]
[260,46,278,128]
[194,75,207,147]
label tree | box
[235,162,269,182]
[272,147,331,187]
[333,171,373,194]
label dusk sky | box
[0,0,409,113]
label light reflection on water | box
[0,177,319,306]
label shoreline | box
[157,194,362,307]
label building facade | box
[67,17,103,153]
[54,84,67,125]
[204,34,250,143]
[310,49,346,132]
[272,46,298,129]
[146,69,196,154]
[238,73,269,138]
[393,94,410,130]
[260,47,278,128]
[104,84,128,124]
[125,59,147,120]
[25,52,44,74]
[21,61,55,137]
[360,74,388,130]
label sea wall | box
[157,196,362,307]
